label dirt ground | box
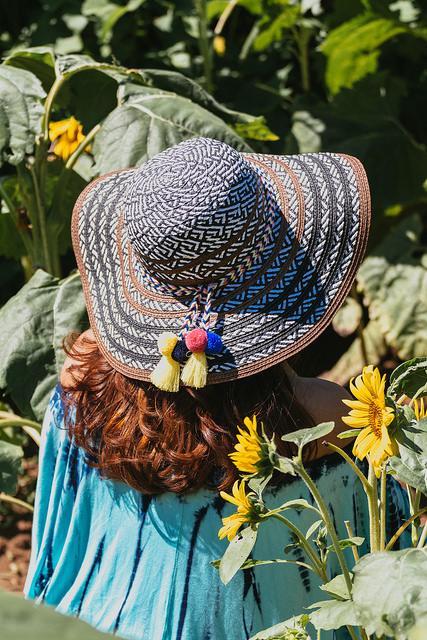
[0,457,37,593]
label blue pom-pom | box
[171,339,188,364]
[206,331,223,355]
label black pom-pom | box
[172,339,188,364]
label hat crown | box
[124,137,267,289]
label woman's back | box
[24,385,409,640]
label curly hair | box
[61,332,314,495]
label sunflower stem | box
[295,463,353,596]
[367,464,380,552]
[407,487,421,547]
[271,514,327,581]
[380,468,387,551]
[0,492,34,512]
[344,520,360,563]
[417,520,427,548]
[386,507,427,550]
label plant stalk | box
[344,521,360,563]
[380,468,387,551]
[417,521,427,548]
[194,0,213,92]
[296,463,353,596]
[367,464,380,552]
[29,163,55,275]
[271,514,327,581]
[324,442,371,495]
[0,492,34,512]
[386,507,427,550]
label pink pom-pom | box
[185,328,208,353]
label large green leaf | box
[0,270,87,422]
[388,357,427,400]
[0,441,23,494]
[0,589,114,639]
[291,74,427,215]
[93,85,250,173]
[323,319,387,385]
[357,215,427,360]
[389,416,427,495]
[0,65,45,167]
[321,14,408,94]
[4,46,56,91]
[351,549,427,637]
[82,0,145,45]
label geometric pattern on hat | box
[72,137,371,384]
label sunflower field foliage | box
[0,0,427,633]
[216,360,427,640]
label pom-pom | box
[185,328,208,353]
[206,331,223,355]
[158,331,179,356]
[171,339,188,364]
[150,331,180,392]
[181,351,208,389]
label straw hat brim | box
[72,151,370,383]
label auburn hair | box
[61,332,315,495]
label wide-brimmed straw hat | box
[72,137,370,391]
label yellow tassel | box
[150,332,180,392]
[181,351,208,389]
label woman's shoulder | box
[292,374,352,459]
[293,375,351,425]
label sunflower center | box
[369,401,384,437]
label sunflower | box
[229,415,263,474]
[414,397,426,421]
[342,365,397,477]
[49,116,91,161]
[218,480,259,541]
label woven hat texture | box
[72,137,370,383]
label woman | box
[24,138,408,639]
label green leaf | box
[275,499,320,515]
[321,14,408,94]
[0,270,88,422]
[351,549,427,637]
[93,88,250,174]
[82,0,145,45]
[254,6,300,51]
[274,456,296,475]
[0,65,46,167]
[134,68,260,127]
[0,588,115,639]
[332,296,363,337]
[388,417,427,494]
[319,573,352,600]
[305,519,323,540]
[0,441,23,494]
[388,357,427,400]
[250,615,309,640]
[323,319,386,385]
[337,429,360,440]
[219,526,258,585]
[281,422,335,449]
[357,215,427,361]
[309,599,359,630]
[327,537,364,552]
[234,117,279,141]
[4,46,56,91]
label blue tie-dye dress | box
[24,386,409,640]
